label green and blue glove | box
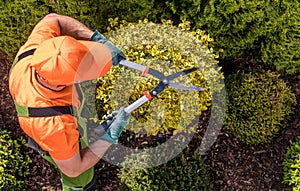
[97,107,131,144]
[90,30,125,66]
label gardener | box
[9,13,130,190]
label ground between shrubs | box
[1,50,299,191]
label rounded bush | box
[0,130,31,190]
[283,137,300,190]
[118,149,211,191]
[224,70,296,144]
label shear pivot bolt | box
[162,79,168,84]
[152,91,157,95]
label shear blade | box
[169,82,205,91]
[167,67,202,81]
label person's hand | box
[97,107,131,144]
[90,30,125,66]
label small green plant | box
[118,148,212,191]
[224,70,296,144]
[0,130,31,190]
[283,137,300,191]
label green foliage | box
[91,0,162,27]
[199,0,270,60]
[118,149,212,191]
[197,0,300,75]
[261,1,300,75]
[50,0,103,30]
[0,0,49,58]
[164,0,207,27]
[0,130,31,190]
[224,70,296,144]
[283,137,300,191]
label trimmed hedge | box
[224,70,296,144]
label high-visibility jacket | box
[9,21,110,160]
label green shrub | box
[118,149,212,191]
[197,0,300,75]
[224,70,296,144]
[261,1,300,75]
[0,130,31,190]
[283,137,300,191]
[95,19,224,136]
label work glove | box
[97,107,131,144]
[90,30,125,66]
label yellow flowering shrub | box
[95,18,224,136]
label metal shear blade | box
[119,59,206,92]
[169,82,206,91]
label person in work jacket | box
[9,13,131,190]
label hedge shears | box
[95,59,206,135]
